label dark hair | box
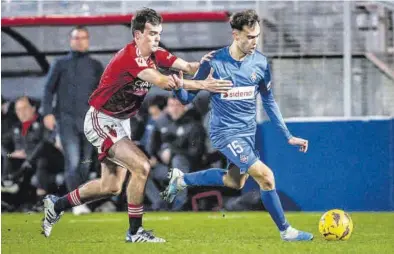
[15,96,35,107]
[230,10,260,31]
[69,25,89,36]
[149,95,167,110]
[131,8,162,36]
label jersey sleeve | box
[172,89,197,105]
[259,63,272,95]
[193,60,211,80]
[259,64,292,140]
[155,48,178,68]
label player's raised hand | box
[202,68,233,93]
[170,70,184,90]
[288,137,309,153]
[166,74,177,90]
[200,51,216,64]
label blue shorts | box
[216,136,260,174]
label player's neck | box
[135,41,152,59]
[229,43,247,61]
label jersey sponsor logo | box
[132,79,152,95]
[221,86,255,100]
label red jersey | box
[89,41,177,119]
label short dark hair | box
[149,95,167,110]
[69,25,89,36]
[15,96,35,107]
[230,10,260,31]
[131,8,162,36]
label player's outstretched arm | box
[260,90,308,153]
[171,58,200,75]
[137,68,232,93]
[137,68,181,90]
[171,51,216,75]
[260,89,292,140]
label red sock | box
[128,203,143,218]
[66,189,82,206]
[128,203,143,234]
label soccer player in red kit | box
[41,8,232,243]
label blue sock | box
[260,189,290,231]
[183,168,226,186]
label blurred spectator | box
[1,96,64,211]
[41,26,103,215]
[1,96,18,137]
[148,96,206,210]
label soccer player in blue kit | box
[161,10,313,241]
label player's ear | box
[231,30,238,40]
[232,29,240,41]
[134,30,142,40]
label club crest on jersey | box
[221,86,255,100]
[104,124,117,138]
[135,57,148,67]
[240,155,248,164]
[250,71,257,82]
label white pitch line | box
[34,213,292,224]
[67,216,172,223]
[207,215,246,219]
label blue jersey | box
[174,46,292,150]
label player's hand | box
[200,51,216,64]
[43,114,56,131]
[288,137,308,153]
[203,68,233,94]
[170,70,184,90]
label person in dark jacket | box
[148,96,206,210]
[41,26,103,215]
[1,96,64,211]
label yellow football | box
[319,209,353,241]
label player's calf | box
[248,161,313,241]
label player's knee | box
[133,160,151,179]
[252,168,275,190]
[238,175,249,189]
[232,181,243,190]
[101,182,122,196]
[261,171,275,190]
[223,175,243,190]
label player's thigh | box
[84,106,129,161]
[219,136,259,174]
[107,137,150,176]
[84,107,149,175]
[101,158,127,184]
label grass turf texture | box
[2,212,394,254]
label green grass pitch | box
[2,212,394,254]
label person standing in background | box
[42,26,104,215]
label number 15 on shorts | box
[227,140,244,156]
